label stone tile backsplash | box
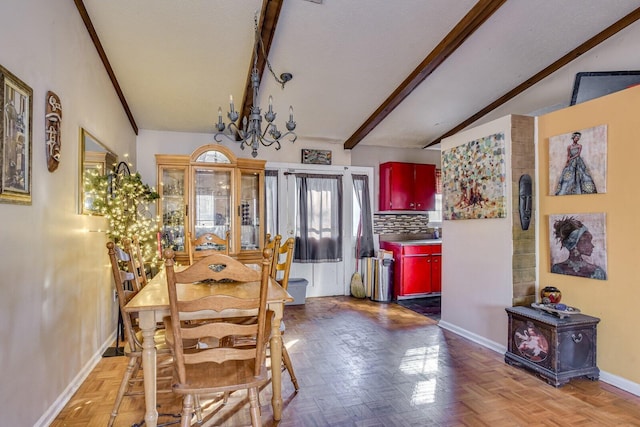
[373,213,432,234]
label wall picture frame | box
[301,148,332,165]
[570,71,640,105]
[0,64,33,205]
[548,212,607,280]
[548,125,607,196]
[442,132,507,220]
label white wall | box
[438,116,515,351]
[136,131,443,212]
[136,129,352,186]
[0,1,137,425]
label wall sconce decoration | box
[45,91,62,172]
[519,174,532,230]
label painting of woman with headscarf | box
[549,125,607,196]
[549,213,607,280]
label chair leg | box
[108,356,139,427]
[248,387,261,427]
[194,395,203,423]
[181,394,194,427]
[282,346,299,391]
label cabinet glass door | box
[193,168,232,251]
[159,167,187,253]
[239,172,260,251]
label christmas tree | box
[85,163,160,267]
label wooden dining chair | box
[271,237,299,391]
[106,241,173,427]
[188,231,230,265]
[228,237,299,391]
[162,247,273,427]
[124,236,148,289]
[265,233,282,275]
[272,237,295,292]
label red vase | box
[540,286,562,304]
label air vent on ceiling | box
[303,0,323,3]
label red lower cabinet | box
[380,241,442,299]
[431,253,441,293]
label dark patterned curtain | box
[352,174,374,258]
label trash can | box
[371,256,393,302]
[286,278,308,305]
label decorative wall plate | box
[531,302,581,319]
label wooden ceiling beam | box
[343,0,507,150]
[74,0,138,135]
[238,0,284,132]
[425,6,640,148]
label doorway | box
[266,162,374,298]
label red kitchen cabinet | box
[402,253,432,295]
[430,251,442,293]
[380,241,442,299]
[379,162,436,211]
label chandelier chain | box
[213,12,297,158]
[254,14,288,88]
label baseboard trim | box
[438,320,506,354]
[438,320,640,397]
[34,331,117,427]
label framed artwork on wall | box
[548,124,607,196]
[0,64,33,205]
[549,212,607,280]
[442,132,507,220]
[570,71,640,105]
[301,148,331,165]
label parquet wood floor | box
[52,296,640,426]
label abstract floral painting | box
[442,132,506,220]
[549,124,607,196]
[548,212,607,280]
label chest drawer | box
[505,306,599,387]
[402,244,440,255]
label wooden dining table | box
[124,265,293,427]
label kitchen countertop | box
[381,239,442,246]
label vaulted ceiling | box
[77,0,640,151]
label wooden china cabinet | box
[156,145,265,264]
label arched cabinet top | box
[190,144,237,165]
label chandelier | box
[214,13,297,158]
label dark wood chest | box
[505,306,600,387]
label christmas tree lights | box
[86,165,160,267]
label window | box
[294,173,343,262]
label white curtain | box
[294,173,342,262]
[264,170,278,238]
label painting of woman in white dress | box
[549,125,607,196]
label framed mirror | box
[78,128,117,214]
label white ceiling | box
[81,0,640,150]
